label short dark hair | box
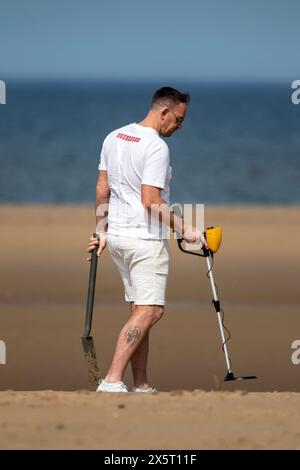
[151,87,190,109]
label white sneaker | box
[96,380,128,393]
[132,386,157,393]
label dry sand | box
[1,390,300,450]
[0,205,300,449]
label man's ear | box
[161,107,169,120]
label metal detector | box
[173,206,257,382]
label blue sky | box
[0,0,299,81]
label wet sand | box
[0,205,300,449]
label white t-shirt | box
[98,123,172,239]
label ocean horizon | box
[0,80,299,205]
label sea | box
[0,81,299,204]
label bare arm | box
[141,184,208,246]
[95,170,110,233]
[141,184,183,234]
[87,170,110,260]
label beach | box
[0,204,300,449]
[1,390,300,450]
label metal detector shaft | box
[205,251,232,374]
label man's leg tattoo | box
[124,327,141,345]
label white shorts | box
[107,234,169,305]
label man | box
[87,87,208,393]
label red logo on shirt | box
[117,133,141,143]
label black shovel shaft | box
[83,234,99,338]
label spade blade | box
[82,336,100,384]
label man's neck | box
[137,113,160,134]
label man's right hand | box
[86,234,107,261]
[183,225,209,249]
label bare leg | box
[129,303,149,388]
[131,332,149,388]
[104,304,164,383]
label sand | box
[1,390,300,450]
[0,205,300,449]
